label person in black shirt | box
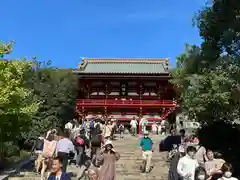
[91,127,103,167]
[33,136,44,173]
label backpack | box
[75,136,85,145]
[95,124,101,133]
[35,138,44,151]
[91,135,101,146]
[42,140,56,158]
[119,125,124,131]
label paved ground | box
[8,134,169,180]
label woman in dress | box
[98,140,120,180]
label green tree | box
[195,0,240,63]
[23,63,78,141]
[172,0,240,123]
[172,1,240,176]
[0,42,40,162]
[173,57,240,123]
[0,41,14,57]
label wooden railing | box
[76,99,176,107]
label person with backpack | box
[56,130,75,172]
[41,131,57,180]
[91,127,104,167]
[33,135,45,173]
[74,129,90,167]
[94,119,102,131]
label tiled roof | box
[75,58,170,74]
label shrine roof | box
[75,58,170,74]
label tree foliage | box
[195,0,240,62]
[172,1,240,175]
[0,42,78,165]
[172,0,240,124]
[23,65,78,141]
[0,42,40,160]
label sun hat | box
[143,131,149,135]
[103,140,115,152]
[104,140,113,147]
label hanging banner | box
[120,83,128,98]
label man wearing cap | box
[140,131,153,173]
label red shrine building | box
[74,58,177,124]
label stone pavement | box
[8,134,169,180]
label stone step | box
[8,174,168,180]
[8,175,167,180]
[7,136,168,180]
[9,177,79,180]
[119,157,166,161]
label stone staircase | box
[114,135,169,180]
[7,134,169,180]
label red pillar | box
[139,124,142,135]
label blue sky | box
[1,0,206,68]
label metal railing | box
[76,99,176,107]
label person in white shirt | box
[139,118,148,134]
[130,117,138,136]
[177,146,199,180]
[157,123,162,134]
[151,122,157,134]
[161,119,166,135]
[218,162,238,180]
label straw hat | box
[143,131,149,135]
[103,140,115,152]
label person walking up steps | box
[91,126,104,167]
[74,129,90,167]
[56,130,75,172]
[41,130,58,180]
[140,131,153,173]
[33,135,44,173]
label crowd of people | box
[32,115,238,180]
[167,129,238,180]
[33,116,121,180]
